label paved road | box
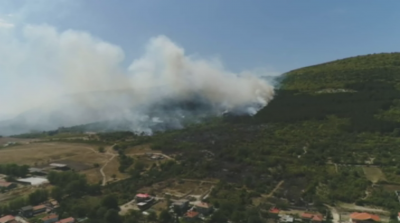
[325,205,340,223]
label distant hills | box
[4,52,400,136]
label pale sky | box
[0,0,399,119]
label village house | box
[269,208,280,218]
[194,201,213,215]
[0,181,16,190]
[301,213,323,223]
[33,204,47,215]
[135,193,151,202]
[20,206,33,218]
[349,212,380,223]
[0,215,16,223]
[279,215,294,223]
[184,211,200,222]
[56,217,75,223]
[172,199,190,212]
[49,163,70,171]
[42,214,59,223]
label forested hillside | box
[8,53,400,223]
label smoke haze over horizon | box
[0,24,276,135]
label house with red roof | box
[0,215,16,223]
[135,193,151,202]
[184,211,200,222]
[269,208,280,215]
[350,212,380,223]
[301,213,323,223]
[56,217,75,223]
[194,201,213,215]
[42,213,59,223]
[0,181,16,190]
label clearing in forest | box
[363,166,386,183]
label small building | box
[0,215,16,223]
[135,193,151,202]
[33,204,47,215]
[56,217,75,223]
[17,177,49,186]
[42,214,59,223]
[49,163,70,171]
[20,206,33,218]
[172,199,189,211]
[194,201,213,215]
[137,197,155,210]
[29,168,47,176]
[301,213,323,223]
[280,215,294,223]
[0,181,16,190]
[184,211,199,222]
[350,212,380,223]
[269,208,280,216]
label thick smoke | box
[0,25,275,135]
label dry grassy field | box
[363,166,386,183]
[0,142,103,165]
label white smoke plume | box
[0,25,275,135]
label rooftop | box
[0,181,13,187]
[195,201,212,209]
[17,177,49,186]
[269,208,280,214]
[56,217,75,223]
[21,206,33,211]
[33,204,47,211]
[185,211,199,218]
[0,215,15,223]
[42,214,58,221]
[136,193,150,198]
[350,212,380,222]
[50,163,67,168]
[301,213,315,219]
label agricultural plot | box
[363,166,386,183]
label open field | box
[102,157,129,182]
[363,166,386,183]
[81,168,103,184]
[0,142,102,165]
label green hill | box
[11,53,400,223]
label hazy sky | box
[0,0,399,119]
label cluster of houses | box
[0,200,76,223]
[170,199,214,221]
[270,208,382,223]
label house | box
[137,197,155,210]
[56,217,75,223]
[49,163,70,171]
[184,211,200,222]
[20,206,33,218]
[194,202,213,215]
[135,193,151,202]
[301,213,323,223]
[0,215,16,223]
[269,208,280,216]
[17,177,49,186]
[29,168,47,176]
[0,181,16,190]
[280,215,294,223]
[172,199,189,211]
[33,204,47,215]
[350,212,380,223]
[42,214,59,223]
